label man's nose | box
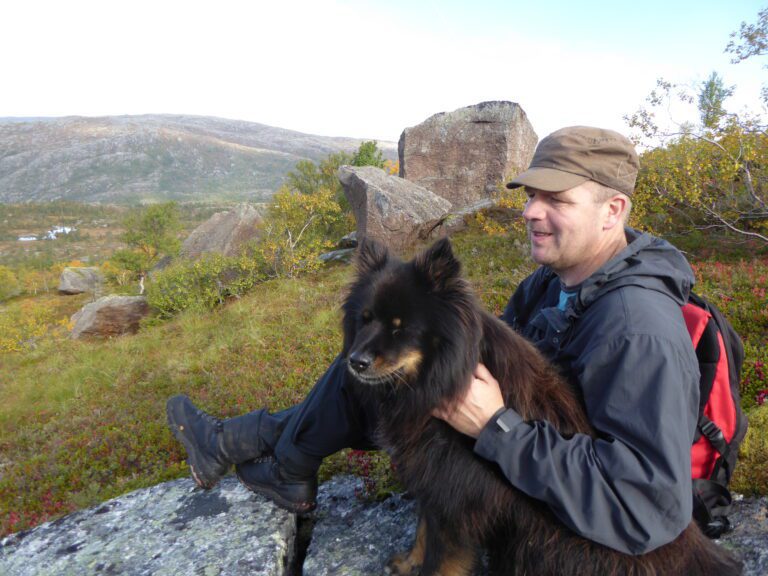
[522,197,543,221]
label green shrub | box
[0,265,22,301]
[146,254,267,318]
[731,404,768,495]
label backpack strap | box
[692,478,733,538]
[698,413,734,485]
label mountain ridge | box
[0,114,397,204]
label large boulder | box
[338,165,452,254]
[0,477,295,576]
[181,203,263,259]
[58,267,103,295]
[398,101,538,209]
[70,295,150,339]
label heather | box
[1,222,767,535]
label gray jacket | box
[474,228,700,555]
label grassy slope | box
[1,225,766,536]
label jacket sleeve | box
[474,332,700,555]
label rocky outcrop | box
[70,295,150,339]
[181,204,264,259]
[0,476,763,575]
[0,477,295,576]
[339,165,452,254]
[58,267,103,295]
[398,101,538,209]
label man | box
[167,126,699,555]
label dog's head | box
[342,237,481,394]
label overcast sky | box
[2,0,766,143]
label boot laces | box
[194,406,224,432]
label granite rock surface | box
[1,476,764,576]
[0,477,295,576]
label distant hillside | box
[0,115,397,204]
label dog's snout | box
[349,351,373,373]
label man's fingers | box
[474,362,493,381]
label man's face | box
[522,182,607,279]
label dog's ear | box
[413,238,461,290]
[356,237,390,276]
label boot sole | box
[166,397,225,489]
[235,467,317,514]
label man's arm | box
[437,331,699,556]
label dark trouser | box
[260,355,381,478]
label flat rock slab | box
[304,476,417,575]
[0,475,762,575]
[0,477,295,576]
[718,495,768,576]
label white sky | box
[1,0,766,143]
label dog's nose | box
[349,351,373,373]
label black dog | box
[342,238,742,576]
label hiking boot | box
[235,456,318,514]
[166,395,268,489]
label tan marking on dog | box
[387,517,426,575]
[398,349,423,376]
[392,317,402,328]
[436,545,476,576]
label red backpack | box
[681,292,748,538]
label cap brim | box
[505,167,589,192]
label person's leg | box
[167,395,287,489]
[235,355,380,512]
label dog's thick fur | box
[342,238,742,576]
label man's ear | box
[412,238,461,290]
[356,237,390,276]
[603,194,628,230]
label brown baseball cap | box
[506,126,639,196]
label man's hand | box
[432,363,505,438]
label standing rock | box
[181,203,263,259]
[70,295,150,339]
[399,101,538,209]
[58,267,103,295]
[338,165,452,254]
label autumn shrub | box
[146,253,267,318]
[0,265,22,301]
[0,296,74,352]
[688,257,768,412]
[99,259,137,291]
[252,186,352,278]
[320,449,400,501]
[16,266,59,296]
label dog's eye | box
[361,310,372,323]
[392,328,402,337]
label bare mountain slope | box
[0,115,397,204]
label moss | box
[731,404,768,496]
